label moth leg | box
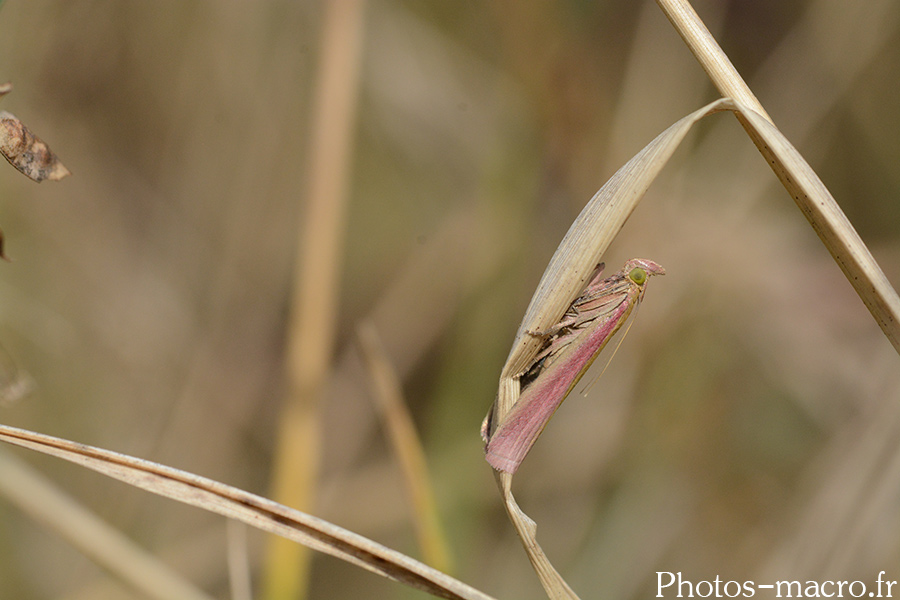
[514,350,548,380]
[514,328,578,380]
[514,340,557,380]
[524,313,577,338]
[523,327,551,338]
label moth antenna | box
[579,299,642,397]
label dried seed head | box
[0,111,70,182]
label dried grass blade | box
[495,472,580,600]
[727,99,900,351]
[656,0,900,352]
[489,90,900,597]
[487,8,900,591]
[0,424,495,600]
[493,98,728,431]
[490,94,900,594]
[489,9,900,594]
[489,98,733,600]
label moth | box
[483,258,665,473]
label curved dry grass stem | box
[656,0,900,353]
[488,101,726,600]
[0,425,496,600]
[264,1,367,599]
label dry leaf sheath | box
[0,424,495,600]
[484,259,665,473]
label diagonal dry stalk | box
[656,0,900,353]
[487,1,900,598]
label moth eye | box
[629,267,647,284]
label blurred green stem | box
[262,0,367,599]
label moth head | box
[623,258,666,286]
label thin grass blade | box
[0,424,495,600]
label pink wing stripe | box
[485,299,630,473]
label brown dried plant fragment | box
[0,110,70,182]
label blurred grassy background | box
[0,0,897,598]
